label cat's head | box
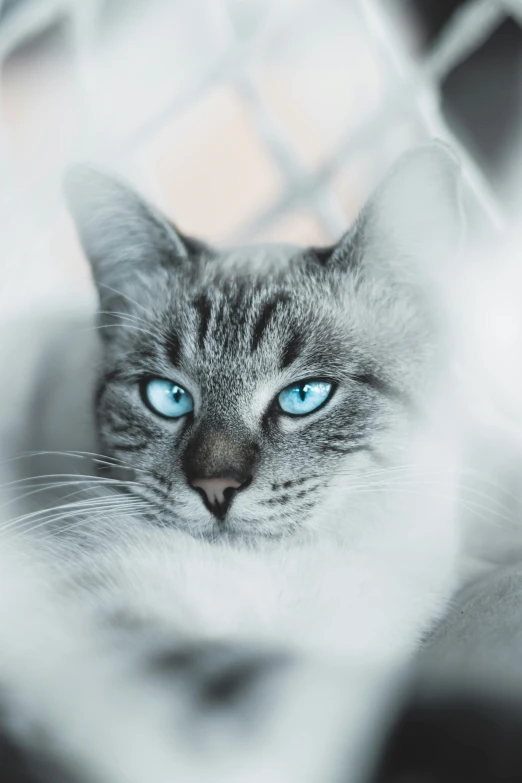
[65,142,463,540]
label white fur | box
[0,524,405,783]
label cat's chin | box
[178,513,294,544]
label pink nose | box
[190,477,242,507]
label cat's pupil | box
[173,387,182,403]
[299,384,308,401]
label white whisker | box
[98,283,156,319]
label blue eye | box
[143,378,193,419]
[278,379,333,416]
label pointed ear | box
[63,166,190,303]
[331,141,464,275]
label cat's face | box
[65,143,463,540]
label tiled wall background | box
[0,0,520,312]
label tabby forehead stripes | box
[189,290,308,372]
[193,294,213,349]
[165,331,182,367]
[280,329,304,369]
[251,295,289,352]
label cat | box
[0,142,466,666]
[16,141,460,666]
[3,140,522,782]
